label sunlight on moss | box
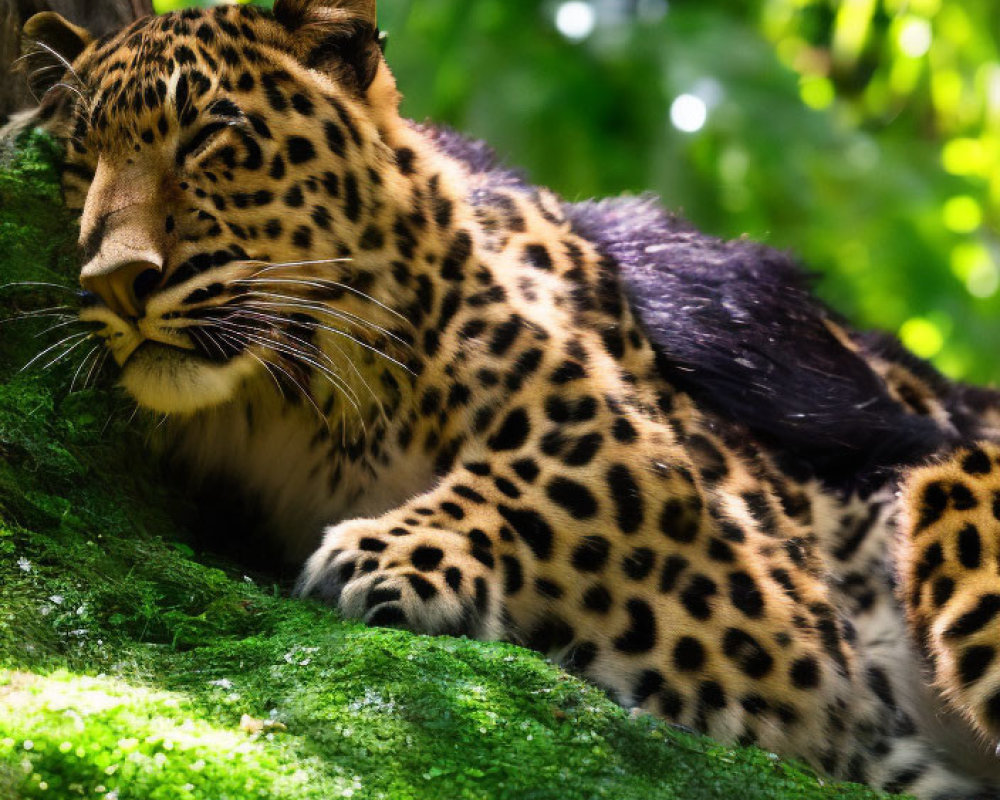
[0,671,342,800]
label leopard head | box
[21,0,427,415]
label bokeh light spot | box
[670,94,707,133]
[800,76,834,110]
[900,317,944,358]
[967,258,999,298]
[555,1,597,42]
[931,69,964,116]
[951,242,990,281]
[899,18,933,58]
[942,138,987,175]
[943,195,982,232]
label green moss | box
[0,132,898,799]
[0,671,344,799]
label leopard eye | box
[175,122,231,165]
[60,160,96,213]
[61,162,96,183]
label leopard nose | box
[80,260,162,320]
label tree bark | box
[0,0,155,123]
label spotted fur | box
[11,2,1000,796]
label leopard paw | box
[295,519,504,639]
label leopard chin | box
[119,341,257,415]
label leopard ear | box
[272,0,381,92]
[20,12,93,97]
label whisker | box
[42,336,90,370]
[0,304,75,320]
[11,51,42,68]
[46,81,87,104]
[243,348,286,399]
[216,308,389,416]
[206,315,367,414]
[13,48,75,81]
[233,305,391,424]
[224,337,332,430]
[83,347,110,391]
[0,313,76,327]
[237,300,413,374]
[210,311,368,408]
[19,330,91,372]
[69,344,101,394]
[234,336,362,428]
[324,336,387,425]
[26,40,87,91]
[235,276,409,324]
[236,297,403,357]
[0,282,78,295]
[238,290,412,346]
[226,303,359,338]
[248,258,354,274]
[39,332,95,373]
[25,63,64,80]
[187,327,228,361]
[34,317,84,337]
[201,318,363,410]
[14,51,86,106]
[100,405,121,438]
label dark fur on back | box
[564,196,958,486]
[431,125,963,487]
[413,123,528,190]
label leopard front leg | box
[296,489,506,640]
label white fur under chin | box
[119,342,257,414]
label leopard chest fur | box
[168,390,438,561]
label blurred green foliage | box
[152,0,1000,383]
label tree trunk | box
[0,0,155,123]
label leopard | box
[6,1,1000,796]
